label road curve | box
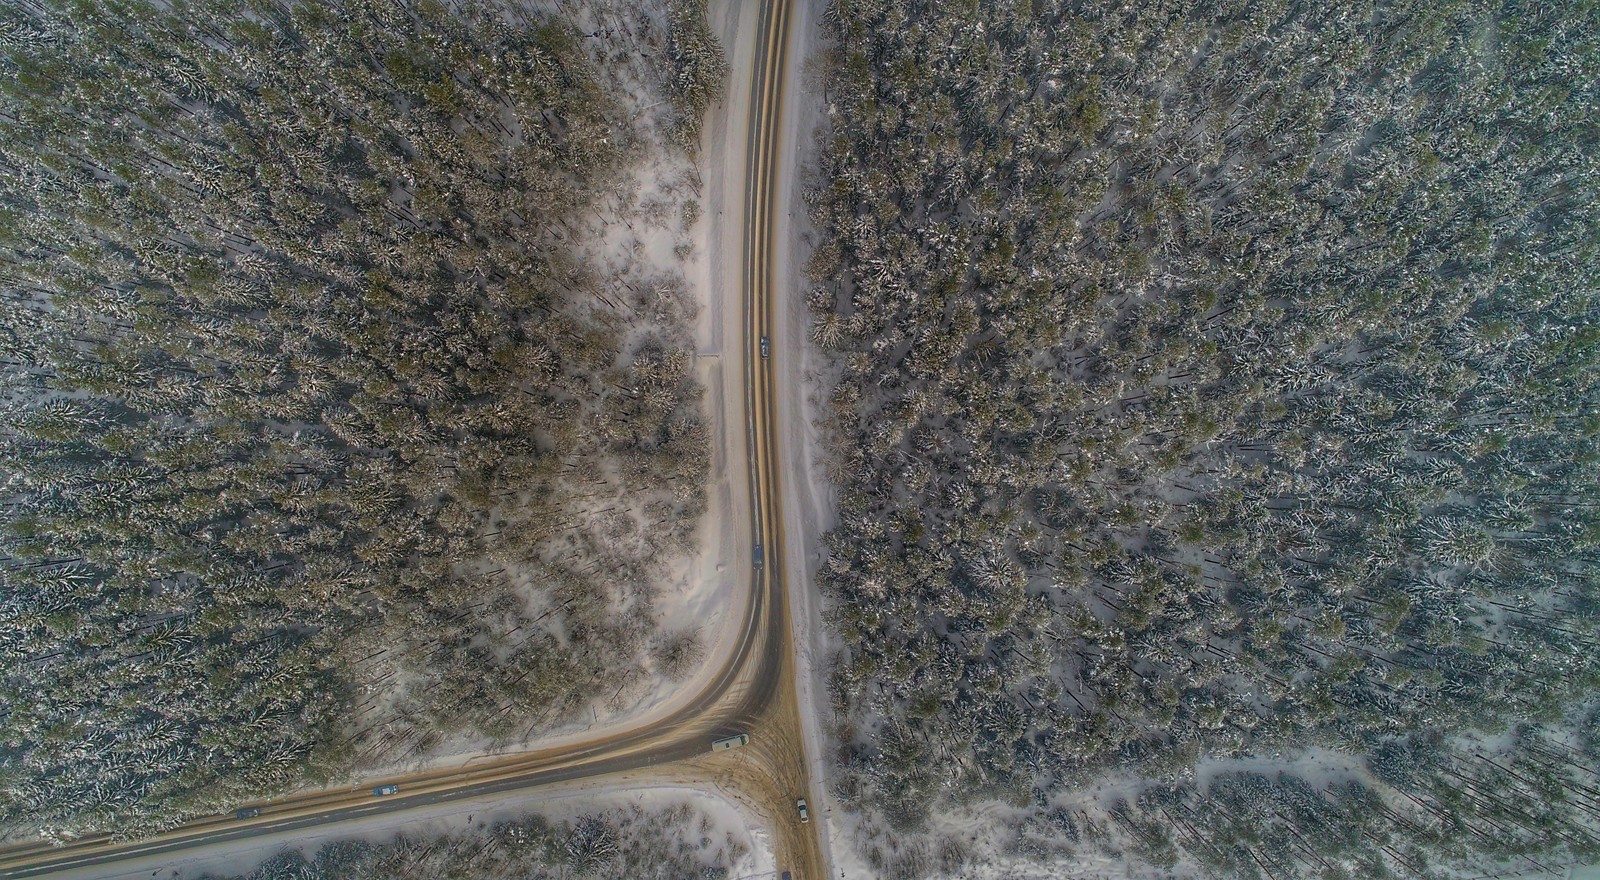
[0,0,816,877]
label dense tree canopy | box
[0,0,716,840]
[197,801,744,880]
[809,0,1600,875]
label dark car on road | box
[373,784,400,797]
[234,807,260,820]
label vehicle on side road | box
[711,733,750,751]
[373,784,400,797]
[753,544,764,569]
[760,335,770,359]
[234,808,259,820]
[796,798,809,823]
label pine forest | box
[0,0,723,840]
[196,801,748,880]
[807,0,1600,876]
[5,0,1600,876]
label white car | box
[711,733,750,751]
[796,798,809,824]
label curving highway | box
[0,0,818,877]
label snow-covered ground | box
[471,0,754,763]
[43,782,771,880]
[351,0,756,778]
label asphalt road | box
[0,0,818,876]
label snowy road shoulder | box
[46,782,773,880]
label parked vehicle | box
[760,335,770,359]
[711,733,750,751]
[373,784,400,797]
[753,544,764,569]
[795,798,809,824]
[234,807,260,820]
[782,873,792,880]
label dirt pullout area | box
[683,676,819,880]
